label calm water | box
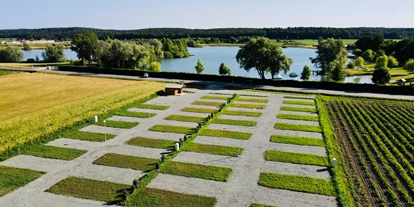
[23,47,372,84]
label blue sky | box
[1,0,412,29]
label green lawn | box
[212,118,257,126]
[200,129,252,140]
[161,162,232,182]
[192,101,223,107]
[22,145,87,160]
[222,110,262,117]
[201,95,230,100]
[165,115,206,123]
[95,120,138,129]
[183,143,243,157]
[258,172,335,196]
[93,153,158,171]
[126,188,217,207]
[149,125,195,134]
[46,177,131,203]
[283,100,315,106]
[235,97,269,103]
[181,107,217,114]
[230,103,265,109]
[284,96,314,100]
[274,123,322,133]
[115,110,156,118]
[132,103,170,110]
[64,131,116,142]
[0,166,44,197]
[126,137,176,149]
[270,135,325,147]
[265,150,329,166]
[277,114,319,122]
[280,106,317,113]
[0,70,14,76]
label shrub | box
[354,56,364,68]
[403,59,414,73]
[150,62,161,72]
[361,49,375,62]
[26,58,36,63]
[372,68,391,85]
[301,65,311,80]
[387,56,399,68]
[219,62,231,75]
[347,62,355,69]
[375,55,388,69]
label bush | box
[347,62,355,69]
[0,46,24,62]
[301,65,311,80]
[218,63,231,75]
[372,68,391,85]
[387,56,399,68]
[375,55,388,69]
[26,58,36,63]
[361,49,375,62]
[330,64,344,82]
[354,56,364,68]
[150,62,161,72]
[403,59,414,73]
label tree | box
[219,63,231,75]
[375,55,388,69]
[361,49,375,62]
[347,62,355,69]
[150,62,161,72]
[0,45,24,62]
[372,68,391,84]
[71,32,99,63]
[330,63,344,81]
[35,55,40,62]
[403,59,414,73]
[387,56,399,68]
[236,37,292,79]
[301,65,311,80]
[312,38,347,76]
[22,42,32,50]
[354,56,364,68]
[195,59,205,74]
[42,44,65,62]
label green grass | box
[115,110,156,118]
[160,161,232,182]
[126,188,217,207]
[265,150,329,166]
[132,103,169,110]
[95,120,138,129]
[277,114,319,121]
[270,135,325,147]
[64,131,116,142]
[201,95,230,100]
[126,137,176,149]
[21,145,87,160]
[181,107,217,114]
[283,100,315,106]
[46,176,131,203]
[284,96,314,100]
[230,103,265,109]
[0,70,14,76]
[222,110,262,117]
[274,123,322,133]
[192,101,224,106]
[258,172,335,196]
[165,115,206,123]
[93,153,158,171]
[149,125,195,134]
[235,97,269,103]
[293,39,356,45]
[280,106,317,113]
[0,166,44,197]
[182,143,243,157]
[251,204,278,207]
[212,118,257,126]
[200,129,252,140]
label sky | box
[0,0,413,29]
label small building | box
[397,79,407,86]
[165,84,184,95]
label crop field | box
[323,97,414,206]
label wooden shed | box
[165,84,184,95]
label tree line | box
[1,27,414,40]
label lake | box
[23,47,373,84]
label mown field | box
[322,96,414,207]
[0,73,165,156]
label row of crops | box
[323,97,414,207]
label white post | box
[103,120,107,141]
[332,158,337,168]
[175,143,180,151]
[94,116,98,123]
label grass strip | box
[182,143,243,157]
[65,131,116,142]
[95,120,138,129]
[165,115,206,123]
[274,123,322,133]
[200,129,252,140]
[181,107,217,114]
[126,188,217,207]
[132,103,169,110]
[192,101,224,106]
[149,125,195,134]
[201,95,231,100]
[270,135,325,147]
[115,111,156,118]
[236,97,269,103]
[258,172,335,196]
[212,118,257,126]
[230,103,265,109]
[280,106,317,113]
[222,110,262,117]
[21,145,87,160]
[251,204,278,207]
[126,137,176,149]
[284,96,314,100]
[277,114,319,121]
[283,100,315,106]
[46,176,131,203]
[185,83,208,89]
[160,161,232,182]
[93,153,158,171]
[265,150,329,166]
[0,166,44,197]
